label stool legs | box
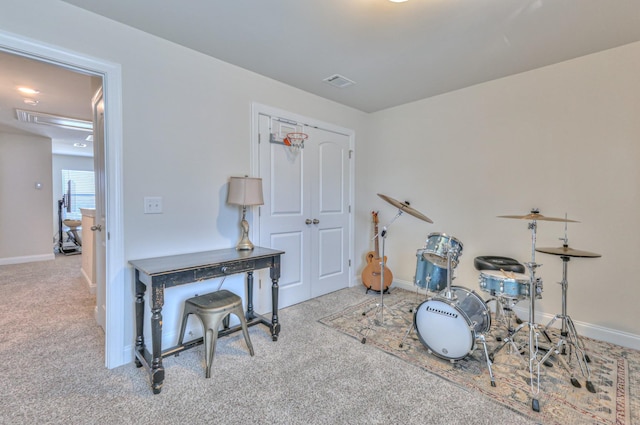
[201,307,254,378]
[177,305,194,347]
[178,301,255,378]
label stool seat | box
[474,256,525,273]
[178,289,254,378]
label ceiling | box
[60,0,640,113]
[0,50,100,157]
[2,0,639,155]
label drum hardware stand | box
[477,333,496,387]
[493,209,588,411]
[361,194,433,344]
[488,296,520,342]
[360,211,403,344]
[491,211,570,412]
[442,245,458,301]
[408,275,430,313]
[535,232,599,394]
[538,255,594,392]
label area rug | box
[319,288,639,425]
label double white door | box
[257,113,351,308]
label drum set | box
[362,196,601,413]
[404,231,496,387]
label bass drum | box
[414,286,490,361]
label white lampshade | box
[227,176,264,206]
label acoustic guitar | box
[361,211,393,292]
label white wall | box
[358,41,640,346]
[0,0,368,365]
[0,131,53,264]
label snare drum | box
[478,270,530,299]
[415,249,448,292]
[414,286,490,361]
[423,233,463,268]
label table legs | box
[270,260,281,341]
[134,272,165,394]
[134,273,145,368]
[246,269,281,341]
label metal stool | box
[177,290,254,378]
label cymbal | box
[497,212,579,223]
[536,246,601,258]
[377,193,433,223]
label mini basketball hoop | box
[283,132,308,153]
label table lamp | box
[227,176,264,250]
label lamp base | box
[236,237,254,251]
[236,218,254,250]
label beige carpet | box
[320,288,639,425]
[1,256,543,425]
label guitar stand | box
[364,286,390,295]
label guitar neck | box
[374,222,380,259]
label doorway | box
[0,30,125,368]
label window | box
[61,169,95,220]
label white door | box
[92,87,107,331]
[258,113,351,308]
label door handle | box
[313,219,320,224]
[91,224,103,232]
[305,219,312,225]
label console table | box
[129,246,284,394]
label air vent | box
[15,109,92,132]
[323,74,356,88]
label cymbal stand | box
[540,246,595,393]
[489,213,577,412]
[361,210,402,344]
[489,218,541,364]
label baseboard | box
[387,279,640,351]
[0,253,55,266]
[512,305,640,351]
[81,268,96,295]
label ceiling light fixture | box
[389,0,408,2]
[15,109,93,132]
[73,142,87,148]
[23,99,40,106]
[18,87,40,94]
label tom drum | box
[415,249,448,292]
[422,233,463,269]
